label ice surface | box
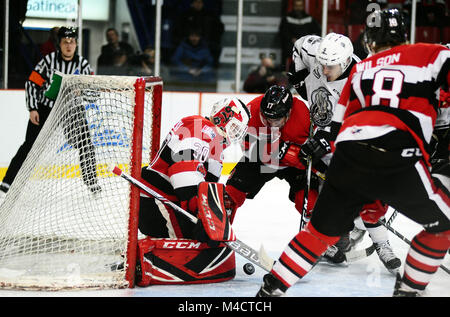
[0,178,448,297]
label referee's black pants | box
[2,107,51,186]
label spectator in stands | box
[39,27,59,56]
[97,28,134,74]
[170,27,214,82]
[243,53,287,93]
[172,0,224,67]
[414,0,446,27]
[133,46,155,76]
[278,0,321,71]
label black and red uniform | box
[270,43,450,292]
[137,115,234,285]
[226,94,312,221]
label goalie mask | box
[316,33,353,76]
[210,98,250,143]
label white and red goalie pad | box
[136,237,235,285]
[197,182,236,242]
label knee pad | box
[136,237,235,286]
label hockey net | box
[0,75,162,290]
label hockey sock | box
[364,218,389,244]
[402,229,450,291]
[271,223,340,288]
[354,216,365,231]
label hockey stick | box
[378,220,450,275]
[299,122,314,231]
[344,244,376,262]
[319,244,376,264]
[386,209,398,227]
[299,157,312,231]
[112,166,275,272]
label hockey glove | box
[360,200,389,224]
[300,131,331,163]
[278,142,306,170]
[224,184,247,223]
[180,196,198,216]
[439,88,450,107]
[287,70,308,99]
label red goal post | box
[0,75,163,290]
[127,76,162,287]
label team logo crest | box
[310,87,333,127]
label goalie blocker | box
[136,182,237,286]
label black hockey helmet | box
[57,26,78,42]
[260,85,293,120]
[365,8,407,49]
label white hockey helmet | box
[316,33,353,73]
[209,98,250,143]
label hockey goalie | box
[135,98,250,286]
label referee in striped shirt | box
[0,27,101,194]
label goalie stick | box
[378,219,450,275]
[112,166,275,272]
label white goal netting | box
[0,75,162,290]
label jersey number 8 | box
[371,69,405,108]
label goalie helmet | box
[260,85,293,120]
[365,9,407,49]
[316,33,353,73]
[210,98,250,143]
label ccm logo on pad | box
[162,241,202,249]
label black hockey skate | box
[256,273,286,297]
[85,178,102,194]
[0,183,9,194]
[335,233,351,252]
[393,273,420,297]
[88,183,102,194]
[374,241,401,274]
[320,245,347,265]
[349,227,366,247]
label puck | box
[243,263,255,275]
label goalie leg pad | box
[136,237,236,286]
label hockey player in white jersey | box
[289,33,401,272]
